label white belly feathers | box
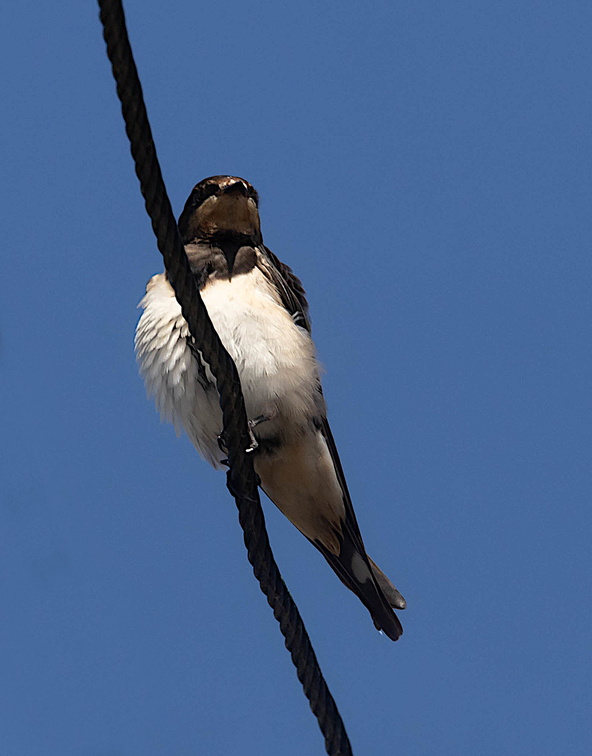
[135,269,323,468]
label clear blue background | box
[2,2,590,754]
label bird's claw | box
[218,417,269,461]
[246,422,259,454]
[248,414,271,430]
[245,414,275,454]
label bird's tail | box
[368,557,407,610]
[314,532,405,641]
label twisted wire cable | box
[97,2,353,753]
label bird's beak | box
[222,181,248,197]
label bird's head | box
[178,175,261,245]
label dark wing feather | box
[317,417,366,552]
[256,246,311,331]
[314,418,404,641]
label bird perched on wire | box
[135,175,406,640]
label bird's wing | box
[256,246,311,331]
[314,417,404,640]
[254,245,403,639]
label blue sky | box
[1,1,591,754]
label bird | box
[135,175,406,640]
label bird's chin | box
[198,195,260,238]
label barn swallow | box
[135,176,406,640]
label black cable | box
[97,2,353,753]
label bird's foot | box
[248,414,273,430]
[246,424,259,454]
[218,420,266,459]
[245,413,276,454]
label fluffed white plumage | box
[135,268,325,469]
[135,273,219,466]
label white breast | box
[135,269,323,468]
